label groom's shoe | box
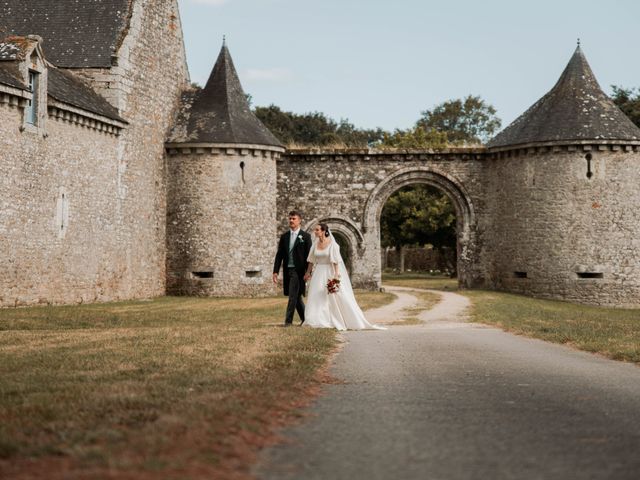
[283,323,292,327]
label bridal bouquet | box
[327,278,341,294]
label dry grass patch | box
[0,291,394,479]
[392,291,441,326]
[0,296,333,479]
[463,290,640,364]
[390,317,424,326]
[354,291,396,311]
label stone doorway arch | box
[361,166,477,289]
[303,214,364,276]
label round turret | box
[486,45,640,306]
[166,41,284,297]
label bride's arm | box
[329,243,341,278]
[304,246,314,281]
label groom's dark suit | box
[273,229,312,324]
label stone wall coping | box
[0,82,30,100]
[165,142,285,153]
[285,147,487,156]
[487,139,640,154]
[49,100,127,130]
[283,141,640,161]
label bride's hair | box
[319,223,330,238]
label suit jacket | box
[273,229,312,296]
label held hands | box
[304,273,311,282]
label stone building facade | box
[2,1,640,307]
[0,0,189,306]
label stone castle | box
[2,0,640,308]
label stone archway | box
[361,166,477,289]
[304,214,364,274]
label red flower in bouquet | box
[327,277,341,294]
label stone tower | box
[166,41,285,297]
[485,45,640,306]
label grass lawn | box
[0,291,392,479]
[382,272,458,291]
[464,290,640,364]
[383,273,640,365]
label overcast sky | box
[177,0,640,132]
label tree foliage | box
[254,105,385,147]
[611,86,640,128]
[377,126,449,149]
[381,185,457,272]
[416,95,501,145]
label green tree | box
[611,86,640,128]
[381,185,457,274]
[254,105,385,147]
[417,95,501,145]
[377,126,449,149]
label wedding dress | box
[304,234,385,331]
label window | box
[25,70,39,125]
[192,271,214,279]
[576,272,603,279]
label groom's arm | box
[273,235,284,283]
[303,232,313,279]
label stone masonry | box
[2,2,640,307]
[0,0,189,306]
[277,149,489,291]
[165,42,284,297]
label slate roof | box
[488,46,640,148]
[0,60,24,89]
[0,38,33,89]
[0,40,19,60]
[48,67,124,121]
[0,0,132,68]
[170,43,282,147]
[0,36,124,121]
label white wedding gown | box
[304,239,385,331]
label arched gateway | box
[278,149,489,290]
[275,47,640,307]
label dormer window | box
[25,70,39,125]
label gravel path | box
[254,287,640,480]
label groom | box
[273,210,312,326]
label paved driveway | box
[254,289,640,480]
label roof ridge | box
[488,46,640,148]
[177,42,282,147]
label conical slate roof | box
[488,46,640,148]
[182,42,283,147]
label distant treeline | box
[253,87,640,149]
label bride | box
[303,223,385,331]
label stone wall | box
[71,0,189,301]
[166,146,281,297]
[486,145,640,306]
[278,146,640,306]
[0,0,189,306]
[276,149,491,290]
[383,246,453,274]
[0,102,124,306]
